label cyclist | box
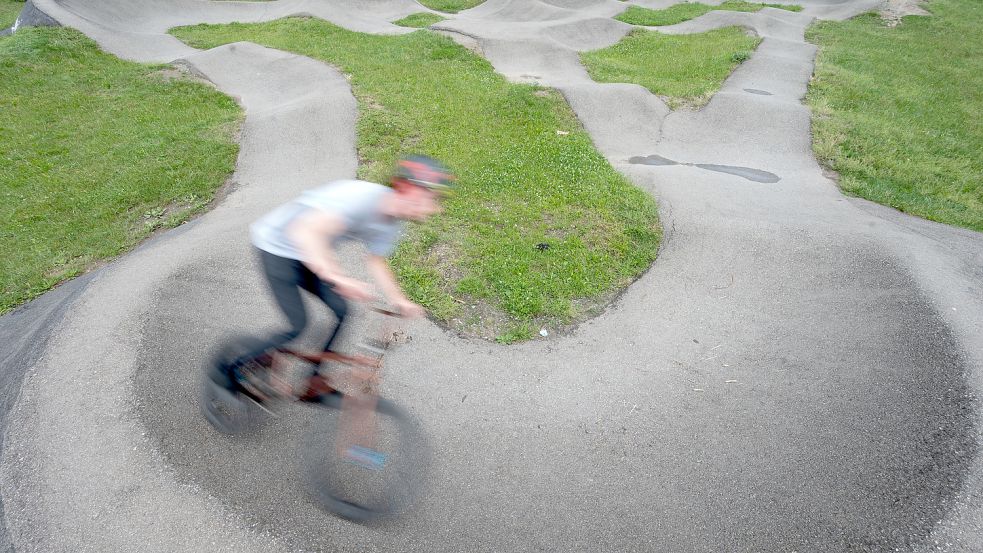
[246,155,453,401]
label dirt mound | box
[881,0,930,27]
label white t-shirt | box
[250,180,404,260]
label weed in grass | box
[807,0,983,232]
[581,27,762,109]
[173,18,661,340]
[496,323,535,345]
[393,13,446,28]
[0,28,241,313]
[616,1,801,27]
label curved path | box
[2,1,981,551]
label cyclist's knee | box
[285,309,307,334]
[325,294,348,323]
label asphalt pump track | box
[1,1,982,551]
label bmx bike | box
[201,307,428,522]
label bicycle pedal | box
[343,445,387,471]
[298,389,342,404]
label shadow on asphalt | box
[133,252,978,551]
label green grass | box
[806,0,983,232]
[172,18,661,342]
[581,27,762,109]
[1,0,24,29]
[393,12,446,28]
[0,28,241,313]
[495,323,535,345]
[616,1,802,27]
[416,0,484,14]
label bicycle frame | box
[254,306,399,400]
[273,307,401,458]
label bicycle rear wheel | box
[303,395,429,522]
[201,335,270,435]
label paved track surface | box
[0,273,93,553]
[2,1,982,551]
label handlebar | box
[369,306,402,318]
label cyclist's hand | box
[394,298,425,319]
[332,276,373,301]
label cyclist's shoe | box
[227,353,281,414]
[225,352,272,387]
[297,374,341,403]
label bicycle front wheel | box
[302,396,429,523]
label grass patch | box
[172,18,661,341]
[806,0,983,232]
[0,28,241,313]
[416,0,484,14]
[393,12,446,28]
[616,1,802,27]
[1,0,24,29]
[496,323,535,345]
[581,27,762,109]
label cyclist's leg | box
[249,248,310,358]
[292,265,347,400]
[317,283,349,354]
[297,265,349,356]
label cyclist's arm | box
[287,208,373,300]
[366,255,424,318]
[287,208,347,283]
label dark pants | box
[256,248,348,373]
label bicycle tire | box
[302,396,430,522]
[201,335,270,435]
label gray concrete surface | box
[2,0,981,551]
[0,273,94,553]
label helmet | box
[393,155,454,194]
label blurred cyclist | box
[248,155,453,401]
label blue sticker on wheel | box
[344,445,387,471]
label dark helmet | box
[393,155,454,194]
